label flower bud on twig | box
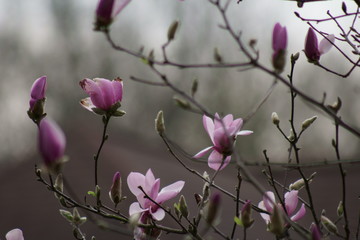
[301,116,317,131]
[155,111,165,136]
[271,112,280,126]
[321,215,338,235]
[109,171,122,207]
[167,20,179,41]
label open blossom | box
[5,229,24,240]
[29,76,47,110]
[194,113,253,171]
[79,78,123,113]
[258,190,306,224]
[39,118,66,167]
[95,0,131,29]
[127,169,184,221]
[272,23,287,72]
[304,28,335,62]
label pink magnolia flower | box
[310,223,322,240]
[29,76,47,110]
[79,78,123,113]
[272,23,287,72]
[5,229,24,240]
[95,0,131,29]
[304,28,335,62]
[194,113,253,171]
[127,169,185,221]
[38,118,66,167]
[258,190,306,224]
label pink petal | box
[80,78,105,109]
[208,150,231,170]
[151,208,166,221]
[79,97,96,112]
[263,191,275,213]
[5,229,24,240]
[230,118,243,134]
[194,146,213,158]
[203,115,215,144]
[222,114,234,126]
[213,127,232,151]
[236,130,253,136]
[127,172,145,196]
[148,178,160,201]
[111,78,123,102]
[284,190,299,215]
[129,202,147,216]
[95,78,116,109]
[144,169,156,192]
[112,0,132,17]
[290,203,306,222]
[214,113,222,130]
[258,201,271,223]
[319,34,335,55]
[156,181,185,203]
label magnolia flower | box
[79,78,123,113]
[29,76,47,110]
[95,0,131,29]
[310,223,322,240]
[272,23,287,72]
[5,229,24,240]
[38,118,66,168]
[127,169,185,221]
[304,28,335,62]
[258,191,306,224]
[194,113,253,171]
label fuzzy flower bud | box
[289,178,305,191]
[271,112,280,126]
[301,116,317,131]
[337,201,344,217]
[109,171,122,206]
[206,193,221,225]
[179,195,189,218]
[38,118,66,172]
[240,200,254,228]
[269,205,285,237]
[155,110,165,136]
[321,215,338,235]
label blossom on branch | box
[38,118,66,171]
[127,168,185,221]
[258,190,306,225]
[304,28,335,63]
[272,23,287,72]
[194,113,253,171]
[5,229,24,240]
[95,0,131,30]
[28,76,47,123]
[79,77,124,115]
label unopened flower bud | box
[289,178,305,191]
[337,201,344,217]
[291,52,300,63]
[206,193,221,225]
[269,205,285,237]
[191,78,198,97]
[167,20,179,41]
[214,47,223,63]
[38,118,66,173]
[173,96,190,109]
[271,112,280,126]
[327,97,342,113]
[5,229,24,240]
[28,76,47,123]
[109,171,122,206]
[310,223,322,240]
[54,173,63,199]
[240,200,254,228]
[194,193,203,205]
[288,129,295,142]
[321,215,338,234]
[179,195,189,218]
[301,116,317,131]
[155,111,165,136]
[60,209,73,223]
[272,23,287,73]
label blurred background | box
[0,0,360,239]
